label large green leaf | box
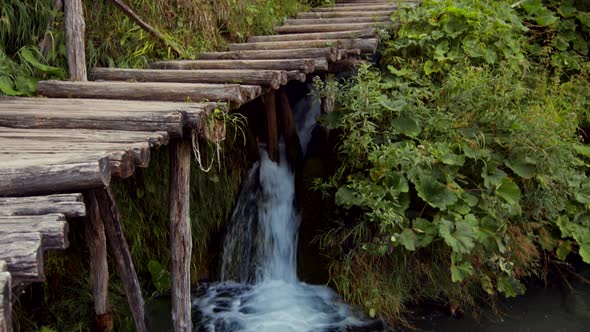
[505,158,535,179]
[439,218,475,254]
[413,218,437,247]
[496,177,521,206]
[414,174,458,210]
[399,228,418,251]
[148,260,171,292]
[451,254,473,282]
[0,76,23,96]
[19,48,64,77]
[392,114,421,137]
[335,186,361,208]
[497,274,525,297]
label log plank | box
[0,193,85,218]
[0,269,11,332]
[195,48,337,62]
[230,39,378,54]
[248,29,376,42]
[276,23,387,34]
[284,16,389,25]
[0,232,44,283]
[151,59,315,73]
[0,214,68,250]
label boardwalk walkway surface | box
[0,0,417,330]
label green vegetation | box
[0,0,307,96]
[315,0,590,325]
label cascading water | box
[193,90,387,332]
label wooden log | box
[0,232,43,283]
[84,191,113,332]
[0,214,68,250]
[108,0,181,55]
[248,29,376,42]
[312,4,398,11]
[0,156,111,197]
[195,48,337,62]
[2,151,134,179]
[263,92,279,163]
[168,139,192,332]
[91,68,286,90]
[230,39,378,54]
[284,16,389,25]
[94,186,148,332]
[37,80,257,106]
[64,0,87,81]
[314,58,329,72]
[151,59,315,73]
[0,193,86,218]
[297,10,393,19]
[0,127,169,148]
[277,88,302,169]
[287,71,306,82]
[0,268,11,332]
[276,23,387,34]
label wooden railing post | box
[169,138,192,332]
[64,0,87,80]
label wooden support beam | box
[64,0,87,80]
[263,92,279,163]
[37,80,259,106]
[151,59,316,73]
[277,87,302,169]
[248,29,376,42]
[196,48,338,62]
[312,4,398,12]
[276,23,387,34]
[287,71,306,82]
[91,68,286,90]
[84,191,113,332]
[94,186,148,332]
[168,139,192,332]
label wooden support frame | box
[64,0,87,81]
[168,138,192,332]
[263,92,280,162]
[94,187,149,332]
[84,191,113,332]
[277,87,302,168]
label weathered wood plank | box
[169,139,192,332]
[196,48,338,62]
[248,29,376,42]
[64,0,87,80]
[0,232,43,283]
[37,80,257,106]
[297,10,393,19]
[284,16,389,25]
[230,39,378,54]
[312,4,398,11]
[95,187,148,332]
[84,191,113,332]
[276,22,387,34]
[0,156,111,197]
[0,214,68,250]
[151,59,315,73]
[91,68,286,90]
[0,127,169,148]
[0,269,11,332]
[0,193,85,218]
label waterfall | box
[193,91,386,332]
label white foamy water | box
[193,91,386,332]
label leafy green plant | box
[315,0,590,324]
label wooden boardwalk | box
[0,0,417,331]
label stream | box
[148,91,590,332]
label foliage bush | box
[315,0,590,325]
